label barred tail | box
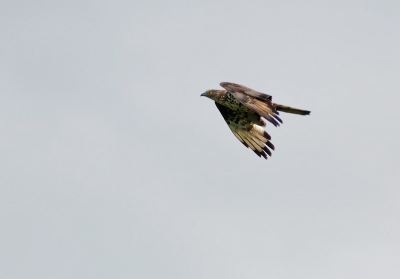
[273,103,311,115]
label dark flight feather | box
[215,102,274,160]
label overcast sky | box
[1,0,400,278]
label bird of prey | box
[200,82,310,159]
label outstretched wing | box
[215,102,275,159]
[220,82,282,127]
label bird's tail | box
[273,103,311,115]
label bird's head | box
[200,89,225,100]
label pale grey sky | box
[1,0,400,278]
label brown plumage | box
[201,82,310,160]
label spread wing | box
[215,102,275,159]
[220,82,282,127]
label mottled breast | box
[216,92,244,110]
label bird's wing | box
[220,82,282,127]
[215,102,275,159]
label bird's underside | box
[201,82,311,160]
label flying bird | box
[200,82,310,159]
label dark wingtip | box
[253,150,262,158]
[263,145,272,157]
[260,152,268,159]
[255,149,268,160]
[266,141,275,150]
[274,115,283,124]
[267,115,283,127]
[263,131,271,140]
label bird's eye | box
[209,91,213,95]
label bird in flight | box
[201,82,310,159]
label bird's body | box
[215,91,243,110]
[201,82,310,159]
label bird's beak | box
[200,93,205,97]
